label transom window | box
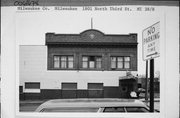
[53,55,74,69]
[82,56,102,69]
[25,82,40,89]
[61,83,77,90]
[24,82,40,93]
[111,56,130,69]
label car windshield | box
[103,107,125,112]
[103,107,149,112]
[126,107,149,112]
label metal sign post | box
[142,22,160,112]
[145,61,148,102]
[150,59,154,112]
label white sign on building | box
[142,22,160,61]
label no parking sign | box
[142,22,160,61]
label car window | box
[103,107,125,112]
[41,107,99,112]
[125,107,149,112]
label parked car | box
[138,88,146,93]
[35,98,152,113]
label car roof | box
[35,98,148,112]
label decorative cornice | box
[46,29,138,46]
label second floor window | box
[53,55,74,69]
[82,56,102,69]
[52,55,131,70]
[111,56,130,69]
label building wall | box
[20,45,137,100]
[47,45,137,71]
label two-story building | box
[19,29,138,100]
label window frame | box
[24,82,40,93]
[61,83,77,90]
[53,55,74,70]
[51,54,133,71]
[124,57,131,69]
[110,56,131,70]
[81,55,103,70]
[88,83,104,90]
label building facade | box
[19,29,138,100]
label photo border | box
[15,6,165,118]
[1,1,179,118]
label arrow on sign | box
[147,52,159,57]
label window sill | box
[24,89,40,93]
[111,68,131,70]
[48,68,133,71]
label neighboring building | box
[137,77,160,93]
[19,29,138,100]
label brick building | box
[19,29,138,100]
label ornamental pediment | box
[80,29,104,40]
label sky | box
[16,7,162,75]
